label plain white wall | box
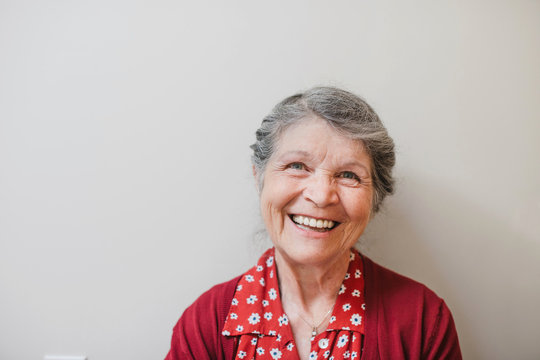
[1,1,539,359]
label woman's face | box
[259,116,373,268]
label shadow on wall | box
[357,174,540,360]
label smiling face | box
[258,116,374,268]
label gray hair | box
[250,86,395,213]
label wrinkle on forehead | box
[274,117,368,154]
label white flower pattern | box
[350,313,362,326]
[221,248,366,359]
[248,312,261,325]
[270,348,282,359]
[337,334,349,348]
[278,314,289,326]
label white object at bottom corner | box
[44,356,87,360]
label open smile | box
[289,214,340,232]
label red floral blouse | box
[222,248,366,359]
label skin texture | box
[256,116,374,359]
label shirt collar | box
[326,250,366,333]
[222,248,365,337]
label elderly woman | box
[165,87,462,359]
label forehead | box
[274,116,370,162]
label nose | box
[303,172,339,208]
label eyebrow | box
[277,150,371,174]
[341,161,371,176]
[277,150,312,158]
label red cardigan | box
[165,255,462,359]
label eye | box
[337,171,361,183]
[287,162,306,171]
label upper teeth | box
[292,215,335,229]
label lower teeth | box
[295,223,329,232]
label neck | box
[275,248,350,316]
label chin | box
[275,242,346,267]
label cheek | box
[260,185,287,228]
[338,198,372,249]
[259,176,301,236]
[261,176,298,210]
[343,191,372,223]
[260,193,280,225]
[352,202,371,221]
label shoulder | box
[184,276,241,318]
[363,256,441,304]
[363,255,442,307]
[165,276,241,360]
[362,255,462,359]
[176,275,241,334]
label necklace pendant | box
[311,327,317,337]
